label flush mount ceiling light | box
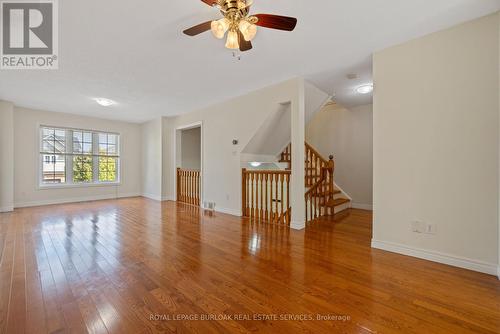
[250,162,262,167]
[183,0,297,52]
[356,84,373,94]
[93,98,116,107]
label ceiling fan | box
[183,0,297,52]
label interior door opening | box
[175,124,202,206]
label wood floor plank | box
[0,198,499,333]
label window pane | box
[98,133,107,144]
[41,128,65,153]
[83,132,92,143]
[108,134,117,145]
[99,143,107,154]
[73,131,82,143]
[54,129,66,153]
[42,128,53,138]
[99,157,117,182]
[42,154,65,184]
[83,143,92,154]
[42,140,54,153]
[107,144,116,155]
[73,156,93,183]
[73,142,82,153]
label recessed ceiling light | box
[356,84,373,94]
[93,98,116,107]
[250,162,261,167]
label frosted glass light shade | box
[211,18,229,39]
[238,20,257,41]
[225,30,239,49]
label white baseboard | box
[372,239,498,276]
[162,196,176,201]
[214,207,241,217]
[0,205,14,213]
[497,266,500,280]
[14,193,141,208]
[141,193,162,201]
[352,203,373,210]
[290,220,305,230]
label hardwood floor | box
[0,198,499,333]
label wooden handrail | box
[242,169,291,225]
[305,142,328,165]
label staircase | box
[279,142,351,222]
[241,142,350,226]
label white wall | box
[0,101,14,212]
[373,13,499,275]
[141,118,163,200]
[13,107,142,207]
[306,103,373,208]
[180,127,201,170]
[162,78,305,217]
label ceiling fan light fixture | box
[239,19,257,41]
[356,84,373,94]
[225,30,240,49]
[211,18,229,39]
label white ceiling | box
[0,0,499,123]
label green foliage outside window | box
[99,157,117,182]
[73,156,93,182]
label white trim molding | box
[141,193,163,201]
[214,207,241,217]
[0,206,14,213]
[352,203,373,210]
[372,239,498,276]
[290,220,306,230]
[15,193,141,208]
[497,266,500,280]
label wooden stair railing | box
[177,168,201,206]
[242,141,350,225]
[242,169,291,225]
[279,142,351,223]
[305,142,329,187]
[279,142,330,185]
[305,156,335,222]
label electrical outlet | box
[412,220,436,235]
[411,220,423,233]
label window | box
[40,126,120,186]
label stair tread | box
[322,198,350,207]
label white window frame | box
[38,125,121,189]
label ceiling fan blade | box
[253,14,297,31]
[238,30,252,52]
[183,21,212,36]
[201,0,218,6]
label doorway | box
[175,123,202,206]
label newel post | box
[176,168,180,202]
[241,168,247,217]
[328,155,334,213]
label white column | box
[0,101,14,212]
[290,78,306,229]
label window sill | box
[38,182,121,190]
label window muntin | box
[39,126,120,186]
